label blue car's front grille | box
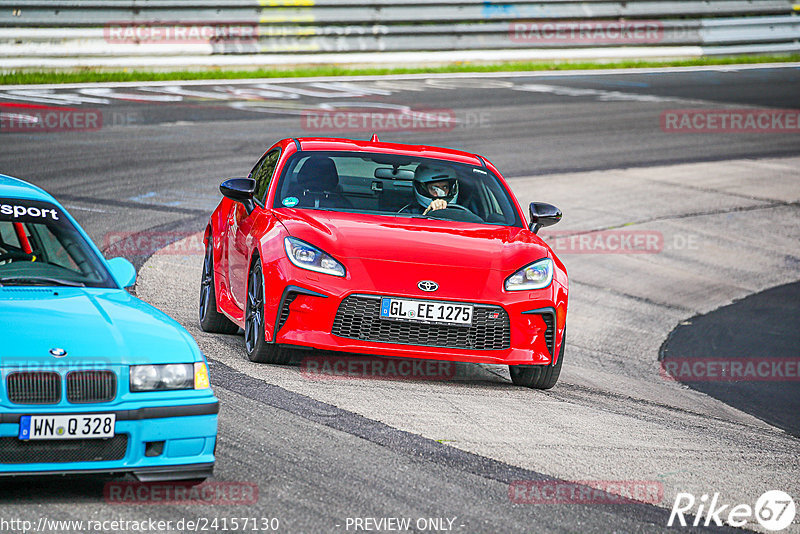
[5,371,118,405]
[6,372,61,405]
[66,371,116,404]
[0,435,128,464]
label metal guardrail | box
[1,1,797,24]
[1,17,798,56]
[0,1,797,65]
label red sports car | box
[200,137,568,389]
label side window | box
[0,221,21,249]
[253,149,281,205]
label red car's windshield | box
[272,151,523,227]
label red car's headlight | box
[284,237,346,277]
[505,258,553,291]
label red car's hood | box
[275,209,549,272]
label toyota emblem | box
[418,280,439,292]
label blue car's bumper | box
[0,397,218,481]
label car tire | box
[509,328,565,390]
[244,258,294,364]
[199,240,239,334]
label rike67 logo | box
[669,490,796,531]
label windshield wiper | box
[0,276,86,287]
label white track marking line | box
[0,62,798,91]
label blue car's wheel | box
[245,258,293,364]
[199,240,238,334]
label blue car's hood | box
[0,287,200,367]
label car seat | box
[291,157,353,209]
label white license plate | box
[380,297,473,326]
[18,414,116,441]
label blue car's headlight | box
[284,237,346,277]
[130,363,197,392]
[505,258,553,291]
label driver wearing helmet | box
[410,163,459,214]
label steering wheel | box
[424,203,484,224]
[442,203,470,212]
[0,250,36,265]
[397,203,478,219]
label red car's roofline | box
[282,137,485,167]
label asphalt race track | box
[661,281,800,439]
[1,64,799,533]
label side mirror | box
[107,257,136,288]
[529,202,562,234]
[220,178,256,215]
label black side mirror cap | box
[529,202,562,234]
[220,178,256,215]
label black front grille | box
[66,371,116,403]
[332,295,510,350]
[0,435,128,464]
[6,372,61,405]
[277,293,299,333]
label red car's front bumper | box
[261,259,567,366]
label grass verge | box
[2,54,799,85]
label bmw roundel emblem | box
[418,280,439,292]
[49,348,67,358]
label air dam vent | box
[0,435,128,464]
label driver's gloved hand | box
[423,199,448,214]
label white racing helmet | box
[413,163,459,209]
